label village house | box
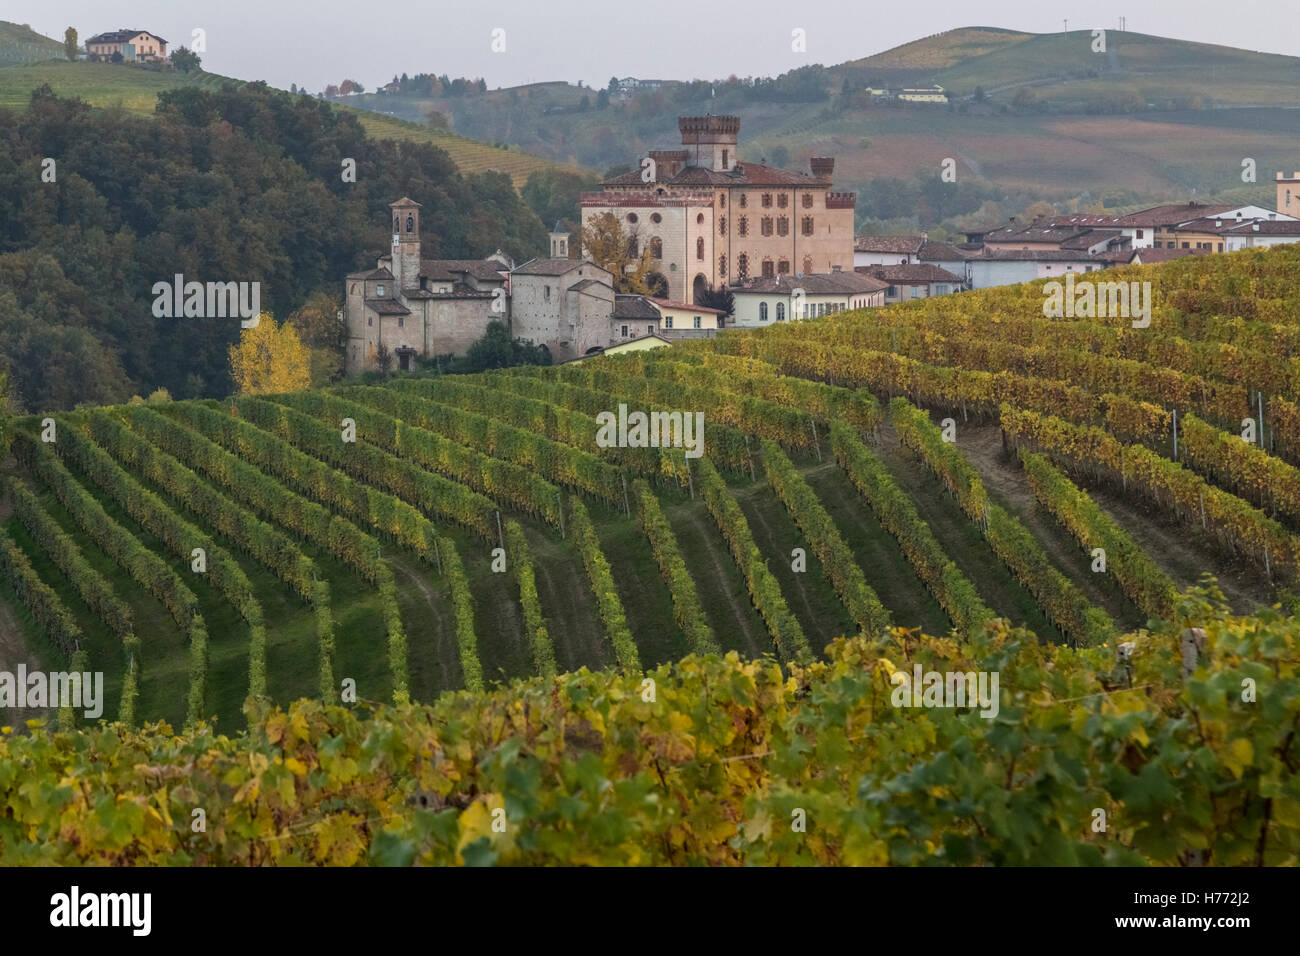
[581,115,856,306]
[853,235,971,278]
[856,264,963,301]
[85,29,167,62]
[610,295,725,342]
[731,272,887,327]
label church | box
[344,199,614,372]
[580,116,857,305]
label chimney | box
[1254,223,1260,232]
[810,157,835,179]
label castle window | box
[627,213,638,223]
[739,193,747,208]
[803,256,813,274]
[649,237,663,259]
[738,216,748,237]
[368,316,373,326]
[544,285,551,300]
[777,259,790,274]
[721,149,728,169]
[718,255,727,277]
[398,317,404,328]
[776,302,786,321]
[761,217,773,236]
[762,194,772,208]
[351,283,357,293]
[719,217,727,235]
[719,193,726,209]
[696,237,704,260]
[777,217,789,237]
[778,194,789,209]
[802,194,813,209]
[759,302,768,322]
[697,213,705,224]
[737,254,748,281]
[651,213,662,224]
[802,217,814,236]
[406,215,414,233]
[762,259,774,279]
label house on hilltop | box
[86,29,167,62]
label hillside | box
[351,26,1300,231]
[0,49,575,186]
[3,243,1300,864]
[0,21,63,66]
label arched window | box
[776,301,786,321]
[737,254,748,281]
[406,214,414,233]
[394,216,400,232]
[759,302,768,322]
[697,213,705,224]
[649,237,663,259]
[803,256,813,275]
[696,237,704,260]
[718,255,727,278]
[738,216,748,237]
[777,216,789,236]
[719,217,727,235]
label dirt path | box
[525,528,612,673]
[672,503,766,658]
[957,423,1271,618]
[388,556,461,692]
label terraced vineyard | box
[3,244,1297,734]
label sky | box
[10,0,1299,93]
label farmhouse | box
[85,29,167,62]
[581,116,856,305]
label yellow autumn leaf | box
[1130,722,1149,747]
[1223,737,1254,778]
[456,800,497,860]
[285,757,308,776]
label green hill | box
[0,21,63,66]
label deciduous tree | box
[228,315,311,395]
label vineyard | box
[2,244,1299,864]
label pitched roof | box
[1111,203,1235,227]
[1133,247,1213,263]
[346,266,394,280]
[646,296,726,314]
[858,264,963,284]
[87,29,167,44]
[364,299,411,315]
[569,278,613,294]
[982,222,1093,244]
[511,257,585,276]
[917,239,971,262]
[419,259,507,282]
[613,295,663,320]
[389,196,422,208]
[969,248,1114,263]
[737,272,889,295]
[1059,229,1127,250]
[603,160,833,188]
[1228,220,1300,235]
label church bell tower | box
[389,197,422,290]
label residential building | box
[580,115,856,305]
[857,264,963,300]
[568,333,673,364]
[964,248,1122,290]
[853,235,971,282]
[85,29,167,62]
[732,272,887,327]
[610,295,724,342]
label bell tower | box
[389,197,422,291]
[549,221,570,258]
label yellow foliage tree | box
[228,315,312,395]
[580,211,663,296]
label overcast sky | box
[11,0,1297,92]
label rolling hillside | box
[0,21,63,66]
[3,243,1298,864]
[0,44,577,186]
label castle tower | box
[679,115,740,172]
[549,221,569,258]
[1277,172,1300,218]
[389,197,422,290]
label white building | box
[731,272,887,327]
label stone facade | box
[509,259,614,363]
[581,116,855,306]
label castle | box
[580,116,857,305]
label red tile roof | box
[858,264,963,284]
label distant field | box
[0,22,63,66]
[0,60,578,186]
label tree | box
[974,85,986,102]
[597,89,609,110]
[0,370,12,453]
[697,287,735,319]
[171,46,201,73]
[607,76,619,94]
[580,211,658,295]
[374,343,394,374]
[63,28,77,61]
[228,315,311,395]
[287,290,345,387]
